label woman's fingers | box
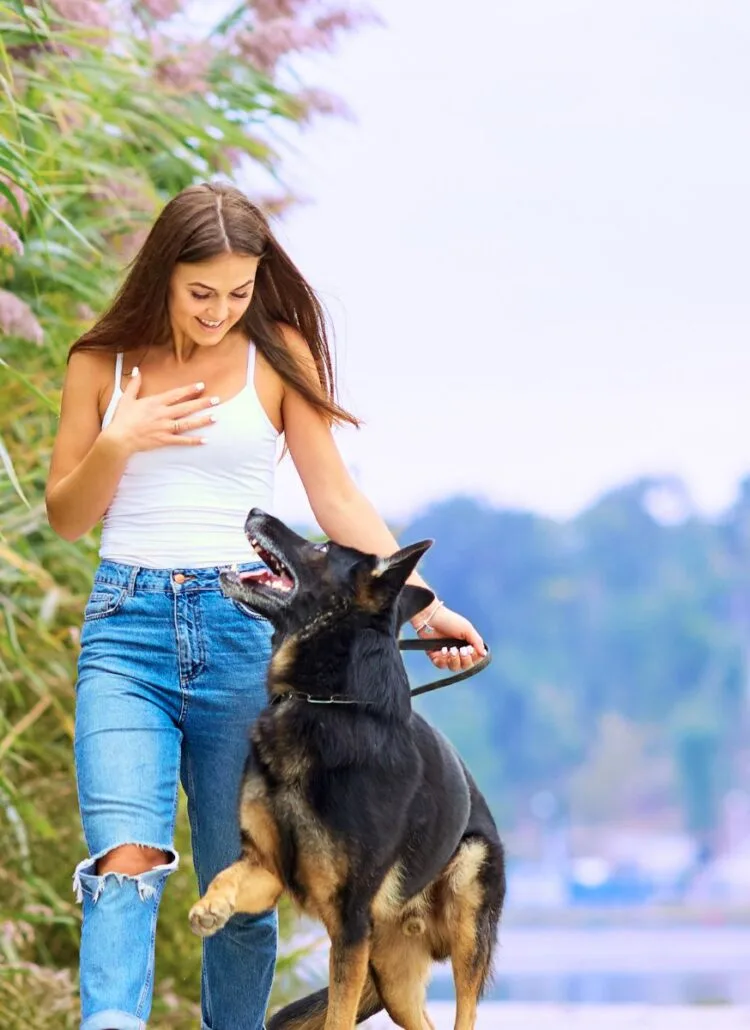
[168,410,218,444]
[123,365,142,396]
[154,381,208,406]
[168,394,222,419]
[427,643,484,672]
[429,646,459,671]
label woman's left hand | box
[414,605,487,672]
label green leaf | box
[0,434,30,508]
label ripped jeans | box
[73,560,276,1030]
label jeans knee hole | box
[73,845,179,903]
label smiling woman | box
[64,183,356,426]
[175,259,257,341]
[45,180,486,1030]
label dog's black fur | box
[189,509,505,1030]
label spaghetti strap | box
[246,341,255,385]
[101,352,125,430]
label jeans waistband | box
[93,559,264,593]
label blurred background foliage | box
[0,0,364,1024]
[405,477,749,851]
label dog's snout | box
[245,508,267,533]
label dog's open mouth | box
[240,536,295,595]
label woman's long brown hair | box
[69,182,359,428]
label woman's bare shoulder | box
[255,323,315,382]
[67,347,118,377]
[65,348,119,411]
[276,321,313,356]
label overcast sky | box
[233,1,750,526]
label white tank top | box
[99,343,279,568]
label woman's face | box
[169,251,261,347]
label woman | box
[46,182,485,1030]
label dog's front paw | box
[189,896,235,937]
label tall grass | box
[0,1,362,1022]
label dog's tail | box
[267,973,382,1030]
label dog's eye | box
[313,543,330,554]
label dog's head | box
[220,508,435,636]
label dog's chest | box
[246,773,346,917]
[251,707,311,783]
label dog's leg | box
[443,839,500,1030]
[449,894,496,1030]
[369,924,432,1030]
[450,944,482,1030]
[189,858,283,937]
[324,935,371,1030]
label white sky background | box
[198,1,750,526]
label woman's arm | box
[280,328,485,669]
[46,353,215,541]
[46,352,131,541]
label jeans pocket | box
[84,586,126,622]
[230,599,269,623]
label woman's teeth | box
[197,317,224,329]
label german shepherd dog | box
[189,509,505,1030]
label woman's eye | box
[190,292,249,301]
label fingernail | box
[209,415,218,423]
[196,381,205,390]
[210,396,220,405]
[441,647,448,655]
[199,437,208,444]
[460,646,470,656]
[450,647,459,656]
[132,366,139,376]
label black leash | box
[272,637,492,708]
[399,637,492,698]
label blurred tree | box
[402,478,745,843]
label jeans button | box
[173,573,186,584]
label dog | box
[189,509,505,1030]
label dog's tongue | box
[240,568,273,584]
[239,568,293,591]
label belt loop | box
[127,564,140,597]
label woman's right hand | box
[103,368,219,456]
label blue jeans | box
[73,560,276,1030]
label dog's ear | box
[372,540,433,591]
[397,584,435,627]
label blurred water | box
[294,924,750,1006]
[429,970,748,1005]
[363,1003,750,1029]
[429,927,750,1004]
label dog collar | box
[272,691,373,707]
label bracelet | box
[414,599,445,634]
